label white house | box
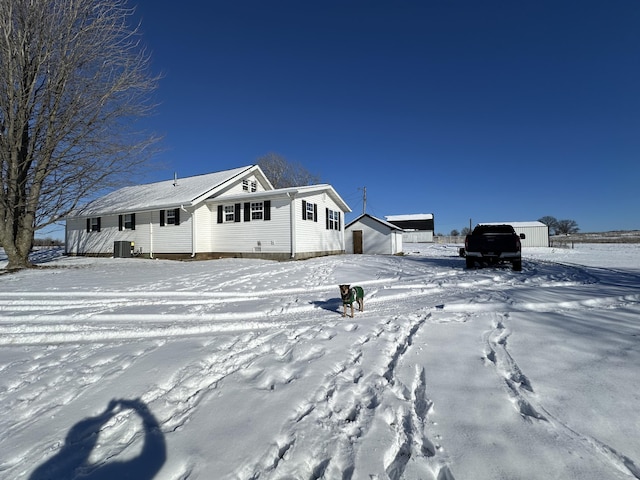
[385,213,434,243]
[65,165,351,260]
[479,221,550,247]
[345,213,404,255]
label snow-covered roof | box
[385,213,434,221]
[73,166,256,216]
[346,213,403,230]
[480,221,547,228]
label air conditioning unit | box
[114,241,132,258]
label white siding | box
[194,204,214,253]
[65,209,194,256]
[402,231,433,243]
[152,209,193,253]
[294,193,345,255]
[208,197,292,254]
[345,216,402,254]
[514,225,549,247]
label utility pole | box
[358,187,367,214]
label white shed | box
[480,221,550,247]
[345,214,404,255]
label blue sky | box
[127,0,639,234]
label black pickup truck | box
[463,224,525,271]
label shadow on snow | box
[29,398,166,480]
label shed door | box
[353,230,363,254]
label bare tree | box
[555,219,580,235]
[257,152,321,189]
[538,216,559,235]
[0,0,160,269]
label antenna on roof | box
[173,172,178,187]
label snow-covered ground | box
[1,243,639,480]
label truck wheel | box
[512,260,522,271]
[466,257,474,269]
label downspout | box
[180,205,196,258]
[341,212,346,253]
[149,217,154,258]
[288,192,297,259]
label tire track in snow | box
[483,312,640,479]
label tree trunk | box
[0,220,35,270]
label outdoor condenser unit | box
[113,241,132,258]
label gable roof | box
[346,213,403,231]
[73,165,262,216]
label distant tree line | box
[33,237,64,247]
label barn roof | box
[385,213,434,221]
[385,213,435,231]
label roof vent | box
[173,172,178,187]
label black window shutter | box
[264,200,271,221]
[313,204,318,222]
[244,202,251,222]
[325,208,329,230]
[217,205,223,223]
[86,219,90,232]
[97,217,101,232]
[131,213,136,230]
[160,210,165,226]
[119,215,123,231]
[302,200,307,220]
[174,208,180,226]
[338,212,341,231]
[234,203,241,222]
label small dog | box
[339,284,364,318]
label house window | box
[302,200,317,221]
[326,209,341,230]
[251,202,263,220]
[224,205,235,222]
[160,208,180,226]
[251,181,257,192]
[86,217,101,232]
[119,213,136,231]
[242,179,249,191]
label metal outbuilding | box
[480,221,550,247]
